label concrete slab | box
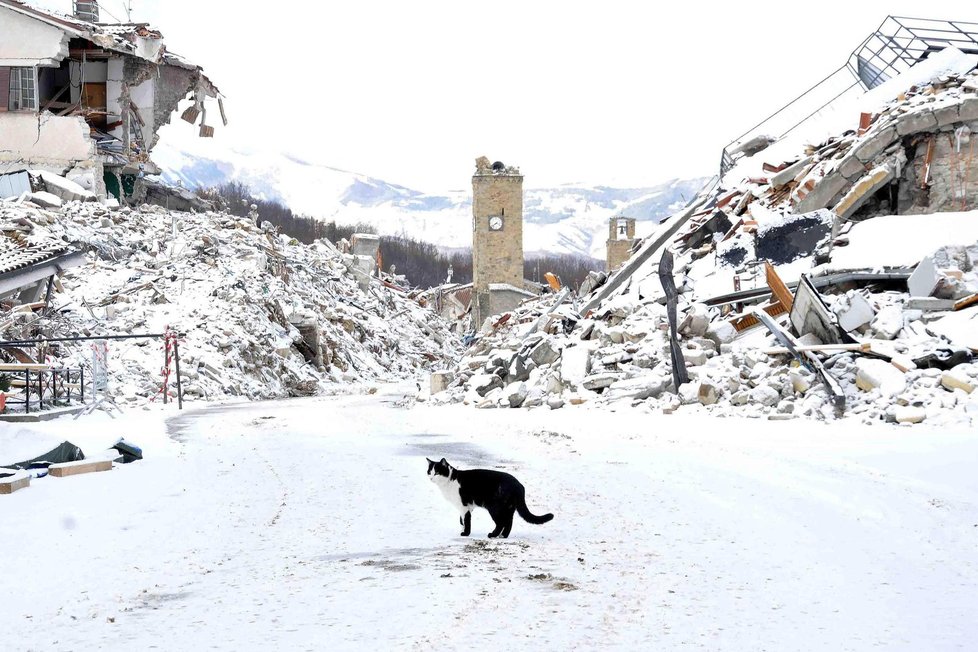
[896,110,938,136]
[958,97,978,123]
[907,297,956,311]
[771,157,812,188]
[934,105,960,129]
[794,173,848,214]
[908,256,940,298]
[854,126,897,163]
[0,404,87,422]
[838,155,867,180]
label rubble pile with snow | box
[0,196,459,403]
[433,281,978,427]
[433,49,978,428]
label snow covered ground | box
[2,388,977,650]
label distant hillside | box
[152,139,708,259]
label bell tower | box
[606,216,637,271]
[471,156,524,325]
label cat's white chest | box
[432,475,466,514]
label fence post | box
[162,338,169,405]
[174,338,183,410]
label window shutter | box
[0,67,9,112]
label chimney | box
[72,0,100,23]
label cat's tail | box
[517,492,554,525]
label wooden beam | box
[48,460,112,478]
[765,262,794,311]
[0,363,50,372]
[0,472,30,495]
[953,293,978,311]
[729,301,787,332]
[764,342,871,356]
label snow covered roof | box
[0,0,91,36]
[0,0,220,93]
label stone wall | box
[899,126,978,215]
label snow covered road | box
[2,389,977,650]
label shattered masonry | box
[0,197,460,403]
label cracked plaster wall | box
[0,6,70,67]
[0,112,94,164]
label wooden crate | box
[48,459,113,478]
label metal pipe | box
[0,333,182,347]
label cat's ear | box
[440,458,448,464]
[426,458,433,463]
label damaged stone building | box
[0,0,223,202]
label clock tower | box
[471,156,524,326]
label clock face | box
[489,216,503,231]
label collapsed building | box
[432,17,978,427]
[0,0,223,203]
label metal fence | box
[3,367,84,414]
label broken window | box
[8,67,36,112]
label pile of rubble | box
[0,190,459,404]
[431,47,978,428]
[432,275,978,427]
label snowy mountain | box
[151,139,707,259]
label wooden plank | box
[0,363,50,371]
[729,301,787,332]
[764,343,870,355]
[953,293,978,311]
[0,471,30,495]
[715,190,741,209]
[765,262,794,312]
[48,460,112,477]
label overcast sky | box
[32,1,978,191]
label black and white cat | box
[426,457,554,538]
